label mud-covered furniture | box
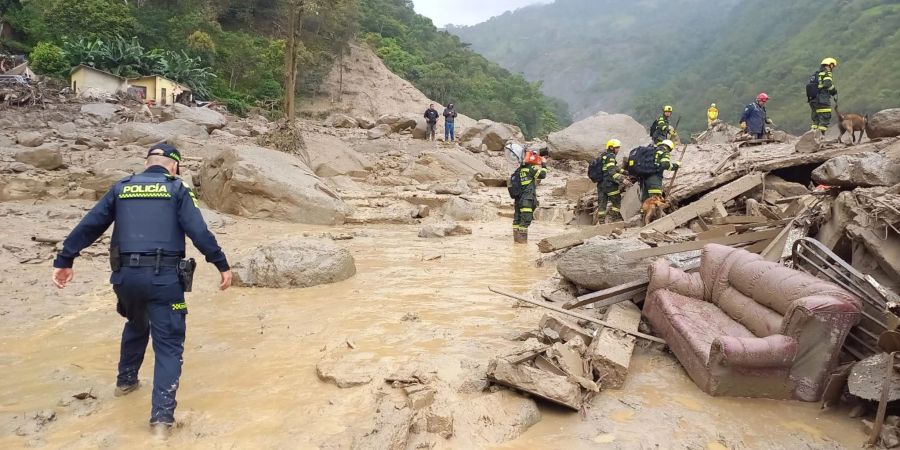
[644,244,861,401]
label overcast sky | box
[413,0,551,27]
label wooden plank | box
[487,359,583,410]
[696,225,737,240]
[622,229,781,260]
[742,238,774,254]
[711,215,769,225]
[709,148,741,175]
[734,218,791,232]
[713,200,728,219]
[537,222,625,253]
[567,279,649,307]
[774,194,812,205]
[587,301,642,389]
[695,213,710,231]
[643,172,764,234]
[489,287,666,344]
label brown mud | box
[0,200,867,449]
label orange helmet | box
[524,150,543,165]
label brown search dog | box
[642,196,669,226]
[835,104,868,145]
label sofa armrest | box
[647,258,705,300]
[709,335,798,369]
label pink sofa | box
[644,244,861,401]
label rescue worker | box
[51,144,232,437]
[638,139,680,203]
[512,150,548,243]
[650,105,677,144]
[595,139,631,223]
[707,103,718,128]
[740,92,774,139]
[810,57,838,135]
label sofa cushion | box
[652,290,756,363]
[717,286,783,337]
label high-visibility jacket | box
[707,107,718,122]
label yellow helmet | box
[660,139,675,150]
[821,57,838,67]
[663,105,673,113]
[605,139,622,150]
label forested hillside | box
[451,0,900,134]
[0,0,569,138]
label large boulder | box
[15,131,44,148]
[412,117,429,140]
[812,153,900,187]
[557,237,656,290]
[80,103,122,120]
[418,221,472,238]
[356,116,375,129]
[376,113,418,132]
[12,146,63,170]
[198,144,352,225]
[548,112,647,161]
[441,197,490,221]
[459,119,525,151]
[326,113,358,128]
[401,149,501,183]
[795,130,822,153]
[367,124,392,140]
[305,133,373,178]
[866,108,900,139]
[160,104,227,132]
[232,238,356,288]
[118,119,209,145]
[764,174,809,197]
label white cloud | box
[413,0,551,27]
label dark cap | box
[147,143,182,162]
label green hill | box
[450,0,900,135]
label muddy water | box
[0,218,867,449]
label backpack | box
[649,118,659,138]
[508,169,523,199]
[588,157,605,183]
[805,72,820,102]
[626,146,658,177]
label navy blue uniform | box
[740,101,770,139]
[54,165,228,425]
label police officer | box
[51,144,232,436]
[595,139,632,223]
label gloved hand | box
[740,122,747,130]
[621,177,634,188]
[833,94,839,103]
[672,161,681,170]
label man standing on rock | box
[443,102,458,142]
[424,103,439,141]
[51,144,232,437]
[707,103,718,128]
[740,93,773,139]
[588,139,631,223]
[511,150,549,243]
[809,57,838,137]
[650,105,677,144]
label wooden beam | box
[568,279,649,307]
[696,225,737,240]
[733,218,791,232]
[711,215,769,225]
[622,229,781,260]
[536,222,625,253]
[587,301,642,389]
[713,200,728,218]
[642,172,764,234]
[489,287,666,344]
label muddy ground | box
[0,198,868,449]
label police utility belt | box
[109,247,197,292]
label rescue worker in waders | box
[588,139,631,223]
[650,105,677,144]
[809,57,838,136]
[511,150,548,243]
[707,103,718,128]
[51,144,232,438]
[630,139,680,207]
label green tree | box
[29,41,68,75]
[45,0,136,41]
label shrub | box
[30,42,68,75]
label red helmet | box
[757,92,769,102]
[524,150,542,165]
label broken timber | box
[486,358,583,410]
[622,229,780,260]
[643,172,764,234]
[488,286,666,344]
[564,279,648,310]
[537,222,625,253]
[587,301,642,389]
[711,215,768,225]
